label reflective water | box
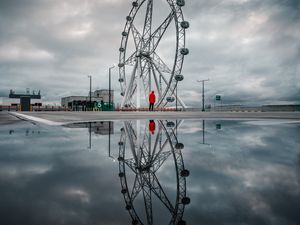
[0,120,299,225]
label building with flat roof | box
[61,89,114,111]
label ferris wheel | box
[118,0,189,109]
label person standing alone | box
[149,91,156,111]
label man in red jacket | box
[149,91,156,111]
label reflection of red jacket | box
[149,92,156,103]
[149,121,156,134]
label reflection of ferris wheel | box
[118,0,189,109]
[118,120,190,225]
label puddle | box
[0,119,299,225]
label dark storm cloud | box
[0,0,299,105]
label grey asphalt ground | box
[0,112,25,125]
[2,111,300,125]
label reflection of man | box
[149,120,156,135]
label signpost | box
[215,95,223,111]
[197,79,209,112]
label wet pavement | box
[0,113,299,225]
[10,111,300,124]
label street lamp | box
[109,66,115,111]
[88,75,92,111]
[197,79,209,112]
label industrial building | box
[0,89,42,111]
[61,89,114,111]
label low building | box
[61,89,114,111]
[93,89,113,103]
[0,89,42,111]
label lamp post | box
[109,66,115,111]
[197,79,209,112]
[88,75,92,111]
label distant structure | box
[8,89,42,111]
[64,121,114,135]
[61,89,114,111]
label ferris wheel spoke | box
[152,61,186,107]
[124,158,138,174]
[131,23,143,50]
[150,124,163,157]
[149,11,174,53]
[141,182,153,225]
[124,52,137,66]
[151,52,172,73]
[150,140,170,170]
[152,151,173,172]
[148,172,175,213]
[131,174,143,201]
[141,60,151,99]
[152,61,169,86]
[142,0,154,51]
[121,61,138,107]
[124,122,140,166]
[128,83,137,102]
[149,63,162,99]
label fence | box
[0,105,17,111]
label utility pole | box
[109,66,115,111]
[88,75,92,111]
[197,79,209,112]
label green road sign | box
[216,95,221,101]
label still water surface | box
[0,119,299,225]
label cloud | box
[0,0,299,106]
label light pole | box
[197,79,209,112]
[88,75,92,111]
[109,66,115,111]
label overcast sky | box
[0,0,299,106]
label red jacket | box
[149,92,156,103]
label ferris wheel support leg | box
[149,63,162,99]
[136,120,141,163]
[121,61,138,108]
[136,57,142,109]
